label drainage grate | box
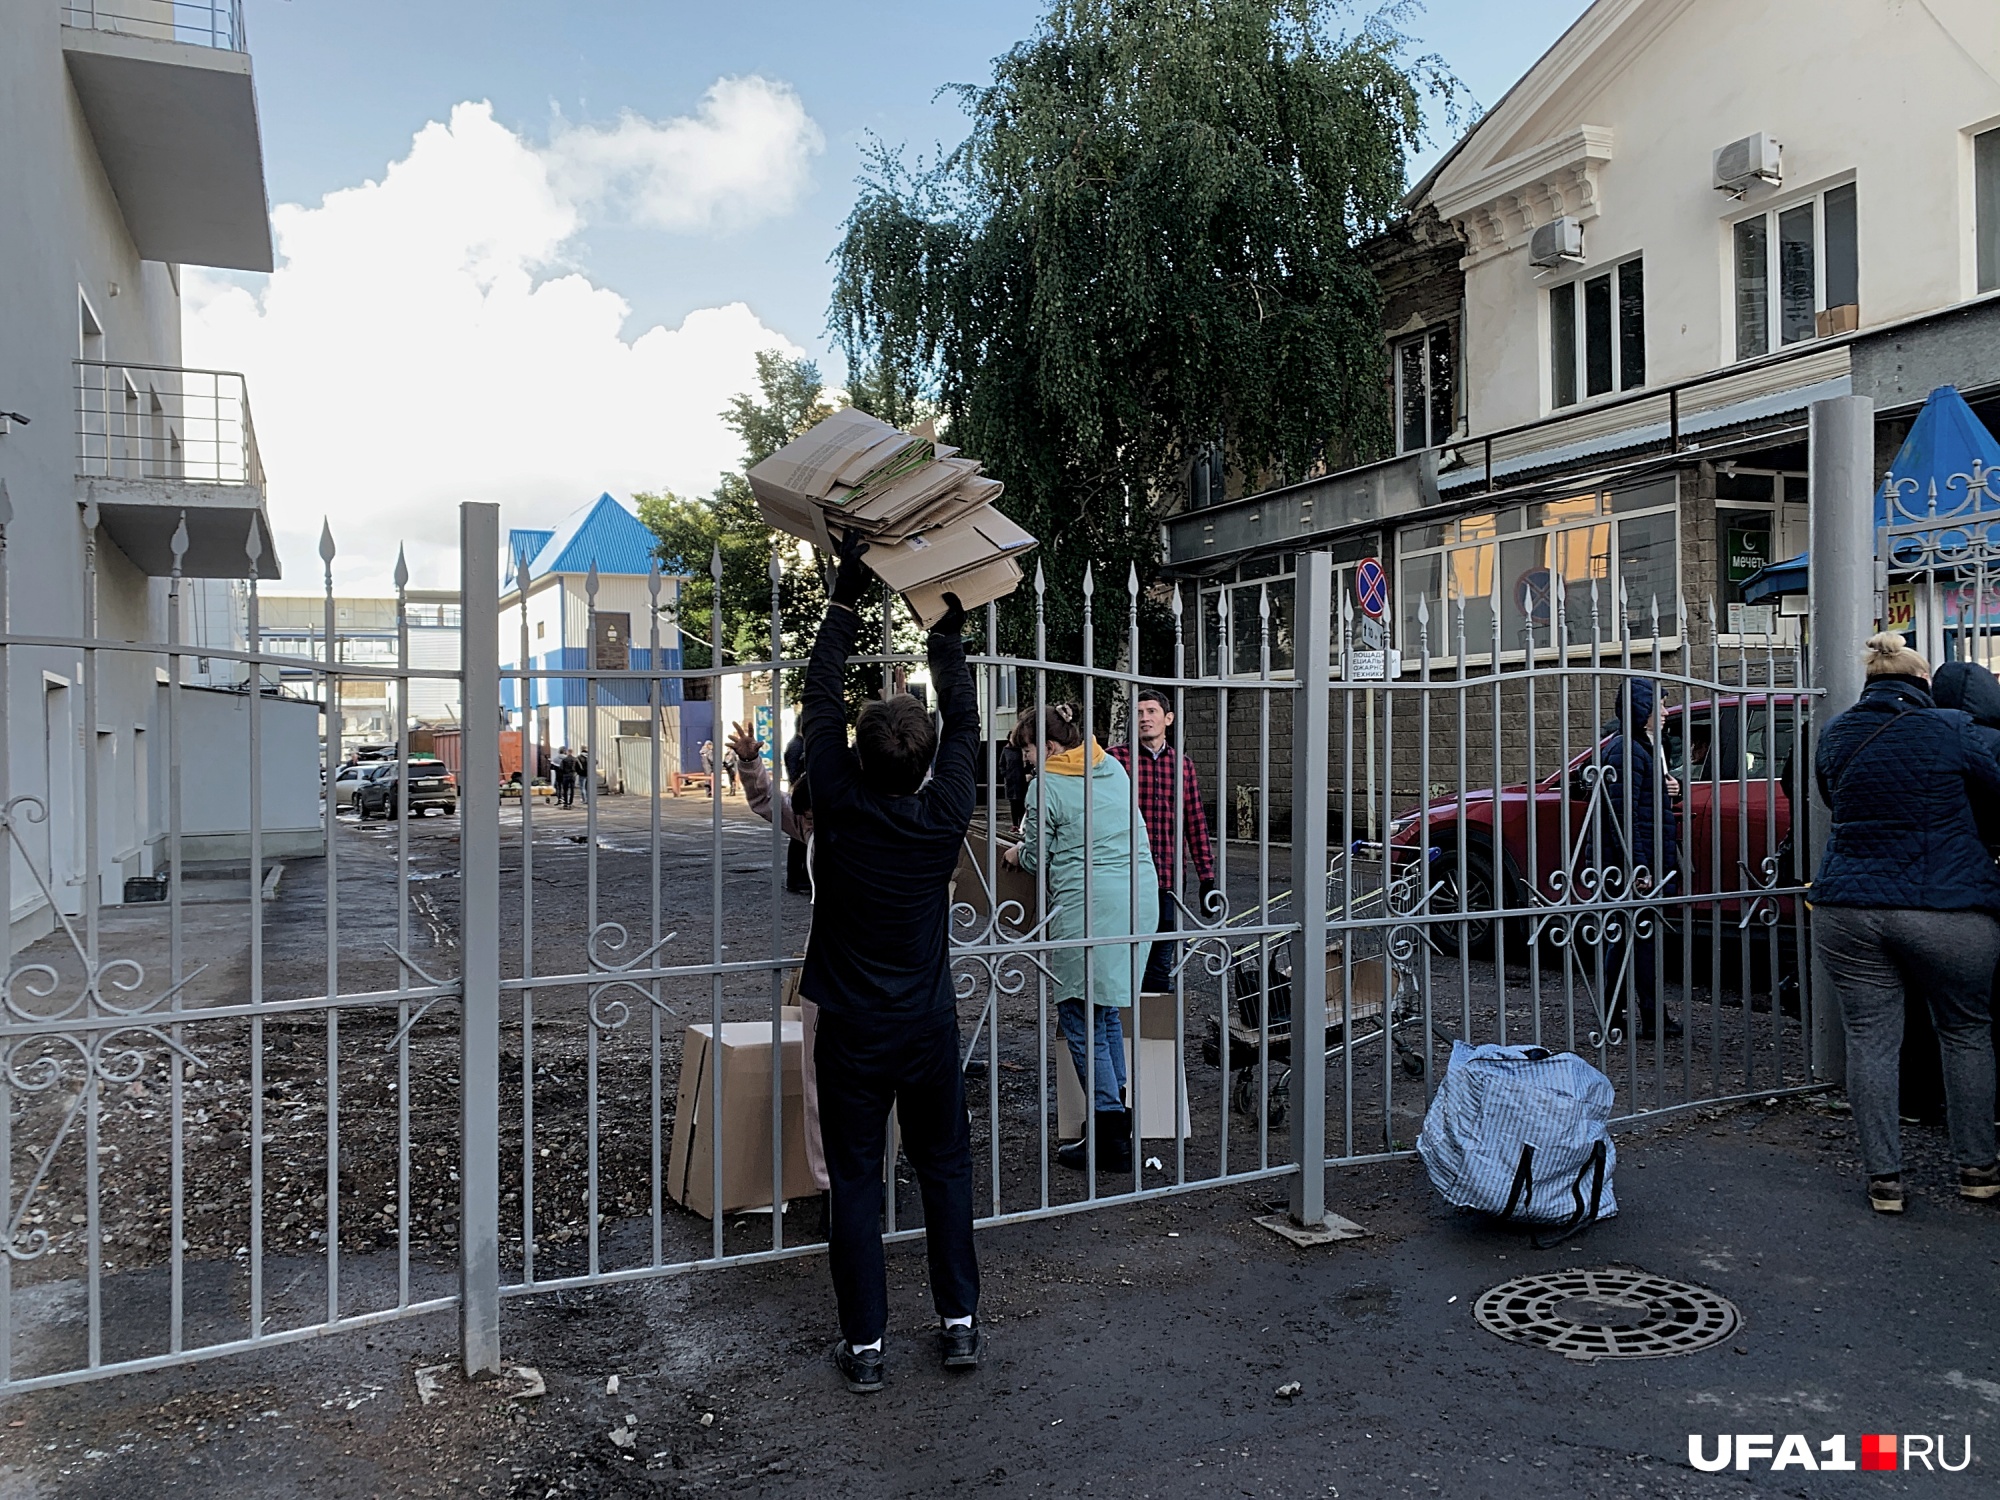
[1472,1267,1741,1362]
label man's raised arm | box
[924,593,978,824]
[802,533,874,807]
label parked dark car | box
[354,758,458,819]
[1384,692,1804,955]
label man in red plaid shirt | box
[1111,688,1219,992]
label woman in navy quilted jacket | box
[1814,633,2000,1214]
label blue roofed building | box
[499,493,687,789]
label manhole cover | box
[1472,1267,1740,1362]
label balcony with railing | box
[61,1,246,50]
[75,360,276,579]
[60,1,272,271]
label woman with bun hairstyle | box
[1814,632,2000,1214]
[1003,702,1157,1175]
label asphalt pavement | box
[3,1092,1995,1498]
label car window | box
[409,761,447,776]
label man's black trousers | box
[1141,895,1180,993]
[814,1005,979,1345]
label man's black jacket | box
[798,605,977,1021]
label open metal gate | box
[1,505,1817,1392]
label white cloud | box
[184,89,821,591]
[545,76,824,233]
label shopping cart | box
[1204,844,1457,1127]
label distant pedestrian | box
[1814,634,2000,1215]
[553,747,576,808]
[575,750,590,800]
[1110,688,1217,993]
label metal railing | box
[75,360,263,491]
[60,0,246,50]
[0,502,1822,1392]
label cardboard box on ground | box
[667,1009,817,1219]
[1056,991,1194,1142]
[747,407,1036,626]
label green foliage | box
[830,0,1459,665]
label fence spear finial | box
[393,544,409,593]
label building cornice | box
[1433,125,1615,268]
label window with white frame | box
[1549,257,1645,409]
[1184,552,1376,680]
[1395,479,1679,666]
[1393,322,1458,453]
[1732,183,1858,359]
[1977,127,2000,295]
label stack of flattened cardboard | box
[747,407,1036,626]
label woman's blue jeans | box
[1058,999,1127,1114]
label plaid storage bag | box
[1416,1041,1617,1243]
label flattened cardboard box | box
[867,504,1036,594]
[746,406,905,511]
[667,1015,816,1219]
[905,553,1023,627]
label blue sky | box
[244,0,1588,365]
[201,0,1593,587]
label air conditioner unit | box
[1713,133,1782,194]
[1528,216,1584,268]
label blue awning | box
[1741,552,1808,604]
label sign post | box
[1355,559,1388,843]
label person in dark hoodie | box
[1594,677,1681,1041]
[801,531,981,1393]
[1814,633,2000,1215]
[1919,658,2000,1124]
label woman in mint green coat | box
[1003,704,1157,1172]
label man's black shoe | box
[1638,1011,1684,1041]
[832,1339,884,1394]
[940,1323,982,1371]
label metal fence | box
[0,505,1819,1392]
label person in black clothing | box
[784,733,812,892]
[1594,678,1681,1041]
[1915,660,2000,1127]
[802,531,981,1394]
[1000,741,1027,829]
[1815,634,2000,1214]
[553,748,576,808]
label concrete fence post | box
[1807,395,1876,1086]
[1288,552,1334,1225]
[458,502,503,1375]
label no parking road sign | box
[1355,556,1389,620]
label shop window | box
[1550,259,1644,409]
[1733,184,1858,359]
[1396,481,1680,665]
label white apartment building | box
[1172,0,2000,680]
[0,0,293,942]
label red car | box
[1383,693,1806,955]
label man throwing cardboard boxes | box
[800,530,982,1394]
